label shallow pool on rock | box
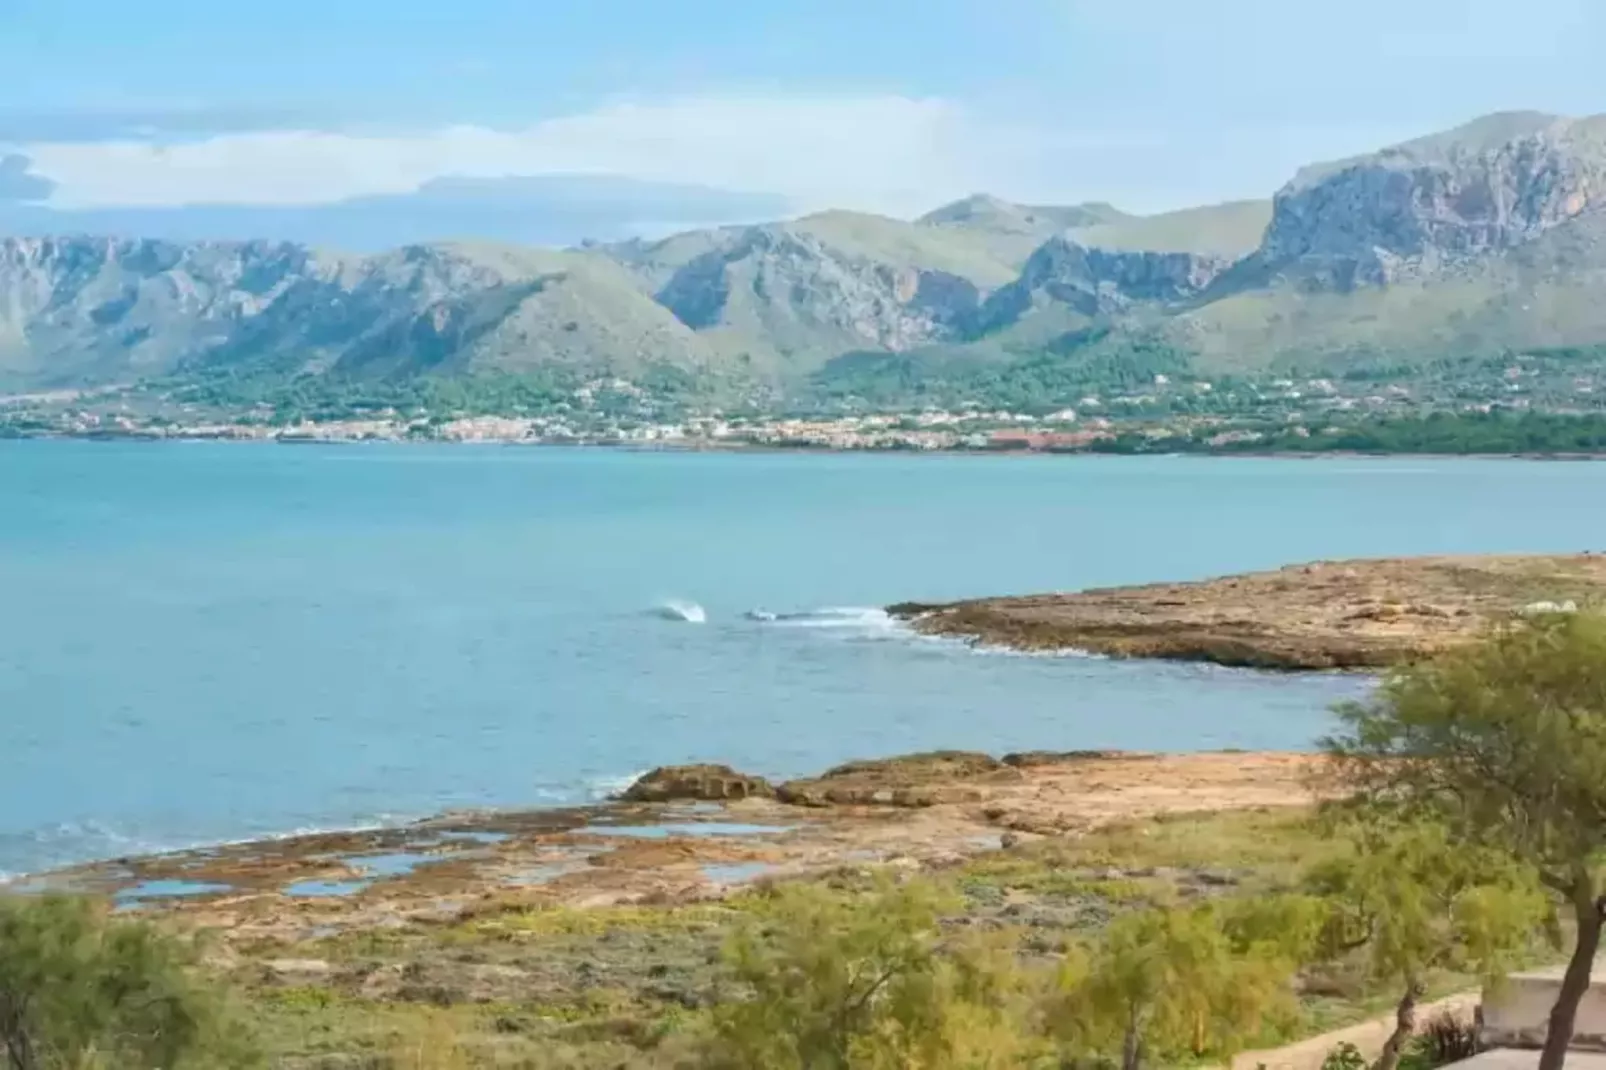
[575,822,794,839]
[700,862,779,884]
[115,879,233,908]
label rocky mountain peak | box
[652,222,983,355]
[978,234,1233,330]
[1259,112,1606,286]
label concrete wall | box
[1481,964,1606,1051]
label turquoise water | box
[3,442,1604,876]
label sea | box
[3,442,1604,877]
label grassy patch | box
[225,805,1554,1068]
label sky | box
[3,0,1605,222]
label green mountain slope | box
[0,238,719,390]
[9,112,1606,405]
[915,194,1129,266]
[956,111,1606,385]
[601,209,1021,376]
[1065,199,1271,257]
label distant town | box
[5,360,1606,454]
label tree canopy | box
[0,894,255,1070]
[1325,611,1606,1070]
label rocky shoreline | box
[7,750,1319,943]
[891,553,1606,670]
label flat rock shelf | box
[890,553,1606,670]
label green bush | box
[1051,898,1318,1070]
[703,877,1048,1070]
[1400,1014,1481,1070]
[0,894,256,1069]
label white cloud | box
[18,95,1018,216]
[10,93,1484,221]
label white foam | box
[751,606,897,630]
[584,770,651,801]
[652,600,706,623]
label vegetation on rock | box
[8,113,1606,419]
[17,612,1606,1067]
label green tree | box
[706,877,1044,1070]
[1052,897,1322,1070]
[1307,819,1550,1070]
[1325,612,1606,1070]
[0,894,255,1070]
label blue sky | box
[4,0,1605,217]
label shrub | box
[1400,1013,1481,1070]
[703,876,1046,1070]
[0,893,256,1069]
[1051,897,1320,1070]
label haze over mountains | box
[3,111,1605,398]
[0,173,795,251]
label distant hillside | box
[1177,111,1606,372]
[601,209,1026,375]
[7,112,1606,405]
[1064,199,1271,257]
[915,193,1130,265]
[906,111,1606,393]
[0,238,722,390]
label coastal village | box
[6,363,1596,449]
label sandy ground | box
[1234,994,1480,1070]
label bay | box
[2,442,1602,875]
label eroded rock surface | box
[619,764,775,802]
[892,554,1606,670]
[32,751,1323,947]
[776,750,1023,808]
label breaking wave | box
[744,606,899,630]
[583,770,651,801]
[651,600,706,623]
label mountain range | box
[4,110,1605,402]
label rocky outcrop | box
[1255,113,1606,288]
[618,764,775,803]
[776,751,1023,808]
[978,235,1231,329]
[1000,750,1132,768]
[0,236,331,383]
[0,236,714,388]
[653,226,982,357]
[893,554,1606,671]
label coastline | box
[5,749,1321,938]
[4,429,1606,462]
[891,553,1606,670]
[43,747,1429,1069]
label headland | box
[891,553,1606,670]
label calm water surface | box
[3,443,1603,874]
